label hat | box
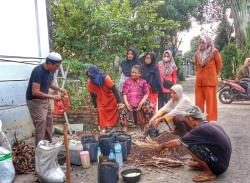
[185,106,206,120]
[46,52,62,63]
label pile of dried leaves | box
[12,142,35,174]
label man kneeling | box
[153,106,231,182]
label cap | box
[185,106,206,119]
[46,52,62,63]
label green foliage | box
[221,43,243,79]
[51,0,167,62]
[157,0,208,29]
[175,56,185,81]
[214,17,232,51]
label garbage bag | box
[36,140,65,183]
[0,120,15,183]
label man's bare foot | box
[187,160,203,170]
[192,172,216,182]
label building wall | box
[0,0,49,143]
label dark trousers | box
[158,93,171,109]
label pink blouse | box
[122,78,149,108]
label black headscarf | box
[141,52,162,93]
[120,48,140,77]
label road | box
[14,76,250,183]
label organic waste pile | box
[12,142,35,174]
[126,132,189,172]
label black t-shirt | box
[180,122,232,174]
[26,64,54,100]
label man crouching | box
[153,106,231,182]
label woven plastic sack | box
[0,120,15,183]
[35,140,65,183]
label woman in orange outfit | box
[195,36,222,122]
[87,65,124,133]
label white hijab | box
[159,84,192,117]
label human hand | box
[153,144,162,152]
[53,95,62,100]
[117,103,124,109]
[60,88,67,95]
[137,101,144,111]
[126,103,133,111]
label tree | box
[221,43,240,79]
[51,0,167,65]
[214,17,233,51]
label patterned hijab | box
[159,50,177,77]
[86,65,107,86]
[196,36,217,66]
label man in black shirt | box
[26,52,67,146]
[153,106,231,182]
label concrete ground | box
[15,76,250,183]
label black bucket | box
[82,141,98,162]
[98,161,119,183]
[116,134,132,155]
[81,135,96,144]
[112,131,125,140]
[99,134,115,156]
[112,140,127,161]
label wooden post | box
[64,124,71,183]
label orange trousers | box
[195,86,217,121]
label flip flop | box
[192,174,216,182]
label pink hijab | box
[196,36,217,66]
[159,50,177,77]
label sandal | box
[192,173,216,182]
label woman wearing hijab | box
[118,48,141,92]
[195,36,222,122]
[236,57,250,80]
[86,65,124,133]
[147,84,192,131]
[141,52,162,112]
[158,50,177,109]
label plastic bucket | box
[98,134,115,156]
[81,135,96,144]
[98,161,119,183]
[116,134,132,155]
[82,141,98,162]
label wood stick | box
[64,124,71,183]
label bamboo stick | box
[64,124,71,183]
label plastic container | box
[114,142,123,167]
[108,149,116,161]
[97,146,102,163]
[112,140,127,161]
[99,134,115,156]
[82,141,98,162]
[116,134,132,155]
[98,161,119,183]
[121,168,142,183]
[80,151,90,169]
[69,140,83,166]
[81,135,96,144]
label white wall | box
[0,0,50,143]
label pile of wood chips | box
[126,132,189,172]
[12,142,35,174]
